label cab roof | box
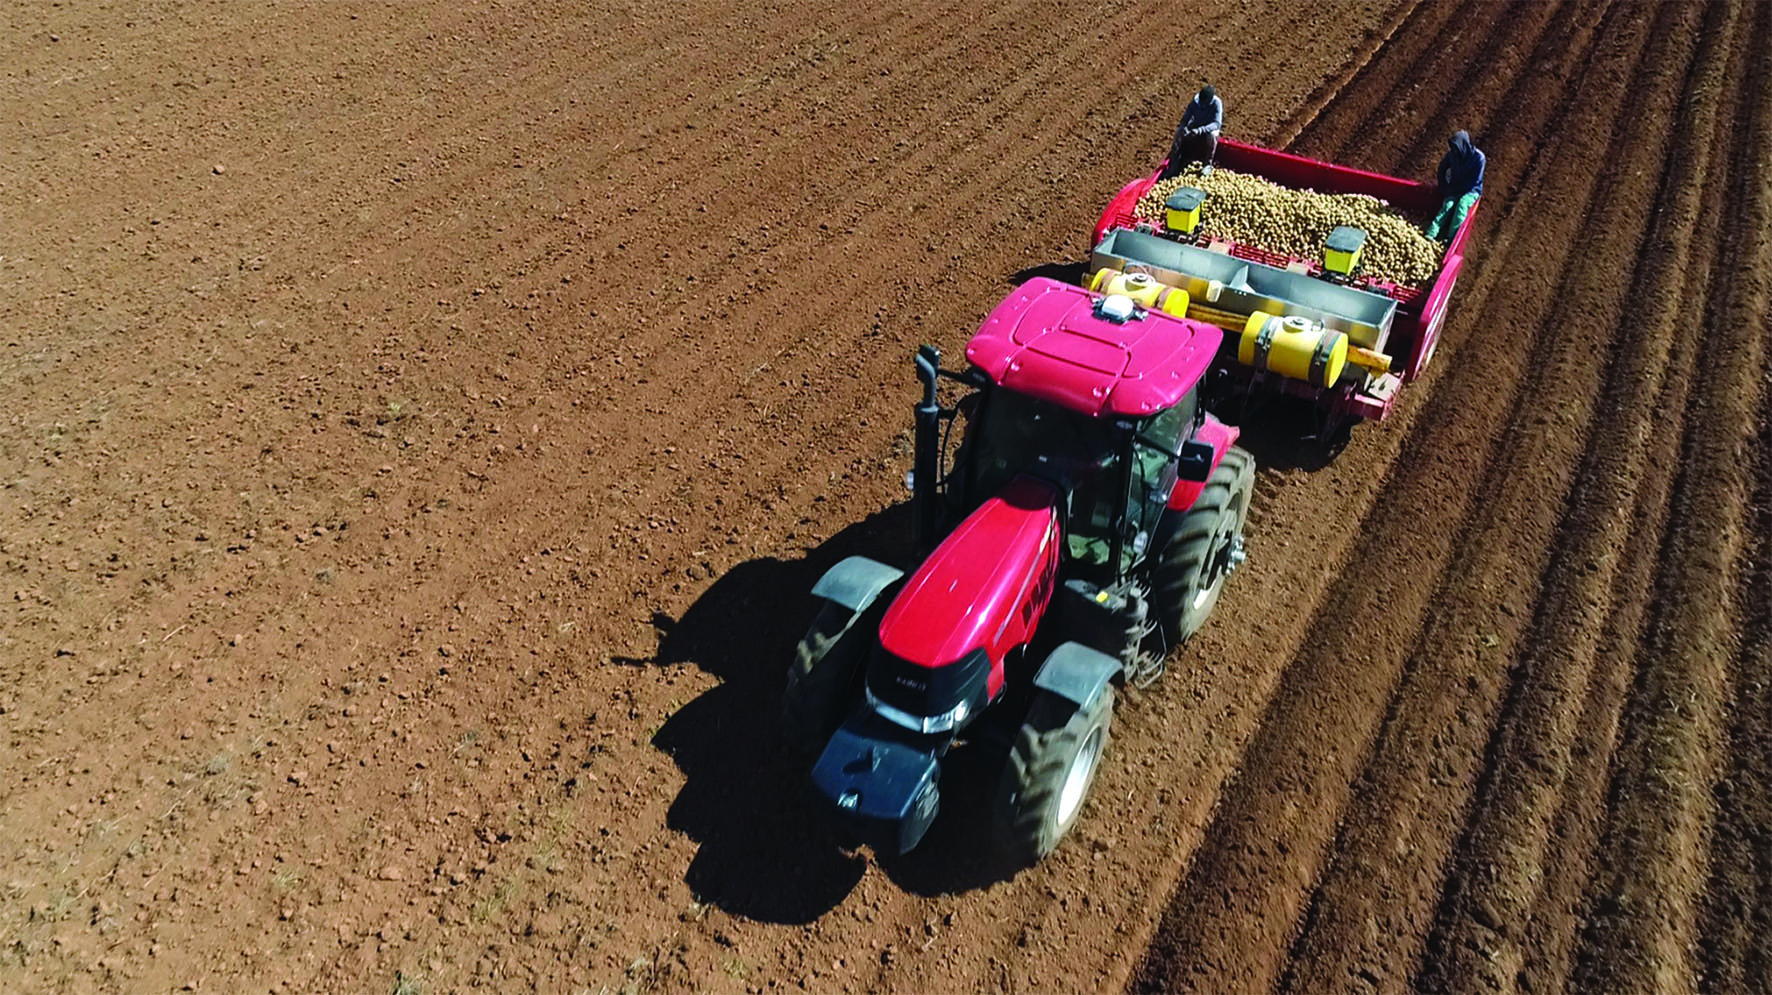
[963,277,1223,419]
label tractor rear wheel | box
[781,601,872,754]
[1152,445,1254,643]
[992,685,1114,868]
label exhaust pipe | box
[913,345,941,550]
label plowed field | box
[3,1,1769,992]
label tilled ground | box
[2,1,1768,993]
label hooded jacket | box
[1179,90,1224,136]
[1438,131,1485,197]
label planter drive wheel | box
[1152,445,1254,643]
[781,600,872,754]
[992,684,1114,868]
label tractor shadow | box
[645,516,892,924]
[1008,259,1088,287]
[648,500,1020,922]
[1216,394,1356,472]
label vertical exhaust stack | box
[912,345,942,551]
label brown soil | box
[2,1,1767,993]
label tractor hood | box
[878,474,1062,687]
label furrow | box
[1695,289,1772,991]
[1277,2,1710,989]
[1571,3,1772,986]
[1132,0,1673,989]
[1399,0,1739,988]
[1287,2,1721,987]
[1695,14,1772,945]
[1267,0,1422,148]
[1304,0,1545,170]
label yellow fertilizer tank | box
[1086,269,1191,318]
[1239,311,1349,388]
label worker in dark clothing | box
[1424,130,1485,240]
[1158,85,1224,181]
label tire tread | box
[992,688,1113,868]
[1151,445,1254,642]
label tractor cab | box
[926,277,1222,581]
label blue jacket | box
[1438,131,1485,197]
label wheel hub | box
[1191,529,1246,611]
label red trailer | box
[1090,137,1479,431]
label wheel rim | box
[1057,725,1105,827]
[1190,517,1243,611]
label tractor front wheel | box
[1152,445,1254,644]
[781,601,872,754]
[992,685,1114,868]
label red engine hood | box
[879,475,1062,675]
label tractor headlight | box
[865,646,992,735]
[868,686,972,734]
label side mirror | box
[1177,440,1214,482]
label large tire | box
[781,600,872,754]
[992,685,1114,868]
[1152,445,1254,643]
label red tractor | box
[784,277,1253,866]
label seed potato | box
[1136,167,1445,287]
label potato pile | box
[1135,166,1445,288]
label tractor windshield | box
[970,389,1124,566]
[972,390,1116,495]
[966,387,1199,574]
